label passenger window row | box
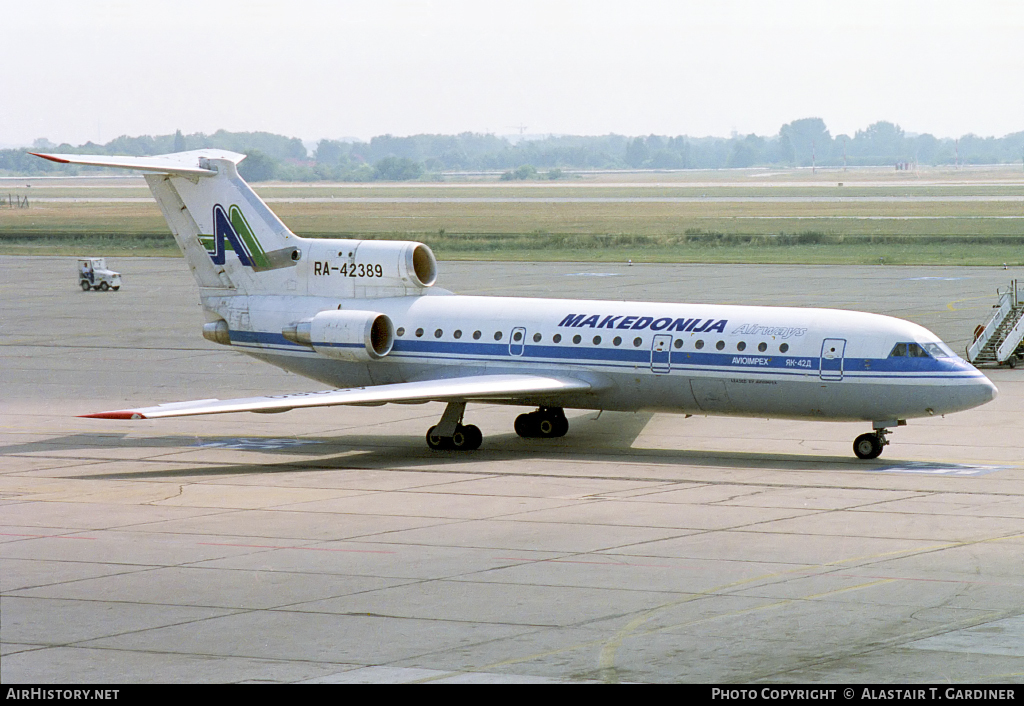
[394,327,792,353]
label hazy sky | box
[4,0,1023,147]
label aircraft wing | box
[80,374,592,420]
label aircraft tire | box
[463,424,483,450]
[853,433,883,460]
[516,411,568,439]
[426,426,449,450]
[537,417,557,437]
[514,413,538,438]
[451,424,482,451]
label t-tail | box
[32,150,438,297]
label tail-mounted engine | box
[304,239,437,298]
[283,310,395,361]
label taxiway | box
[2,257,1022,683]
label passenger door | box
[820,338,847,381]
[509,327,526,356]
[651,334,672,374]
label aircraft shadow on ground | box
[1,427,891,482]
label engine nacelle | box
[304,239,437,298]
[283,310,395,361]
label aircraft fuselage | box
[214,291,996,423]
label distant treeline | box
[4,119,1024,181]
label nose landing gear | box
[853,421,904,459]
[853,430,888,459]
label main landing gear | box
[853,421,905,460]
[426,401,482,451]
[424,404,571,451]
[514,407,568,439]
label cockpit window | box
[889,341,952,359]
[922,341,953,358]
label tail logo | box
[204,204,271,269]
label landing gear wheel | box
[537,416,558,438]
[514,413,538,438]
[515,408,568,439]
[464,424,483,450]
[426,426,449,450]
[451,424,482,451]
[853,433,884,460]
[81,280,91,291]
[426,424,482,451]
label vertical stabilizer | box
[159,156,305,294]
[144,173,233,290]
[32,150,306,295]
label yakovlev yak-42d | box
[34,150,997,459]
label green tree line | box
[4,120,1024,180]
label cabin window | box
[396,327,405,337]
[758,342,767,352]
[415,328,424,338]
[494,331,503,341]
[674,339,683,349]
[593,336,601,345]
[695,340,705,350]
[716,340,725,351]
[553,333,562,343]
[613,336,622,346]
[473,330,482,340]
[779,343,789,353]
[434,329,443,338]
[573,334,582,344]
[633,337,643,347]
[513,331,523,342]
[453,330,462,339]
[533,333,542,342]
[737,341,746,352]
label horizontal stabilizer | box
[31,150,247,177]
[80,374,593,419]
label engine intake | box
[304,239,437,298]
[283,310,394,361]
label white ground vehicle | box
[78,258,121,292]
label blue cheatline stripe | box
[229,329,984,379]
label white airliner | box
[35,150,997,459]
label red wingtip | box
[79,411,147,420]
[29,152,69,164]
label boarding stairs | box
[967,279,1024,368]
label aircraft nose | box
[981,376,999,403]
[965,374,998,409]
